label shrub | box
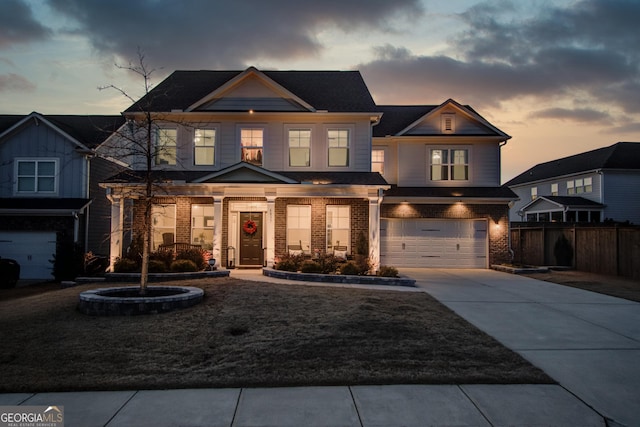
[353,254,371,275]
[113,258,138,273]
[377,265,399,277]
[51,240,84,281]
[355,231,368,256]
[176,248,206,270]
[150,250,175,270]
[300,260,323,273]
[170,259,198,272]
[148,259,167,273]
[318,254,341,274]
[275,253,304,272]
[339,261,360,275]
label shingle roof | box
[541,196,604,208]
[0,198,91,210]
[373,106,436,137]
[506,142,640,187]
[383,186,517,199]
[0,114,124,149]
[125,70,377,113]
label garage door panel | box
[0,232,56,280]
[381,218,487,268]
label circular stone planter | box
[78,286,204,316]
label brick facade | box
[382,203,511,265]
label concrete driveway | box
[406,268,640,427]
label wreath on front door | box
[243,219,258,235]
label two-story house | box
[506,142,640,224]
[101,67,515,271]
[0,113,125,279]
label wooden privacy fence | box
[510,224,640,280]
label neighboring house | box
[0,113,125,279]
[506,142,640,224]
[101,67,515,271]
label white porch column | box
[212,195,224,268]
[107,193,124,272]
[265,194,276,268]
[368,193,382,272]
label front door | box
[239,212,263,266]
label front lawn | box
[0,278,552,392]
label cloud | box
[360,0,640,114]
[45,0,423,70]
[0,73,36,91]
[0,0,52,49]
[529,107,611,123]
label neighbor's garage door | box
[380,219,487,268]
[0,232,56,279]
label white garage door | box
[380,219,487,268]
[0,232,57,280]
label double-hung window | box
[531,187,538,200]
[194,129,215,166]
[430,148,469,181]
[15,159,57,194]
[551,183,558,196]
[155,128,177,165]
[287,205,311,254]
[191,204,214,250]
[241,128,263,166]
[326,205,350,253]
[371,149,385,175]
[328,129,349,167]
[151,204,176,250]
[288,129,311,167]
[567,177,592,195]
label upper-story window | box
[372,149,384,175]
[567,177,592,194]
[241,128,263,166]
[15,159,57,194]
[194,129,215,166]
[288,129,311,167]
[531,187,538,200]
[155,128,177,165]
[441,114,456,133]
[551,183,558,196]
[430,148,469,181]
[328,129,349,167]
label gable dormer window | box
[441,114,455,133]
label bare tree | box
[99,50,174,294]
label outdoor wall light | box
[208,258,217,270]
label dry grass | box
[0,278,552,392]
[522,270,640,302]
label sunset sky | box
[1,0,638,182]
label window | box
[328,129,349,167]
[567,177,592,195]
[372,149,384,174]
[326,205,350,253]
[154,128,177,165]
[441,114,455,133]
[15,159,57,193]
[194,129,215,165]
[287,205,311,254]
[430,148,469,181]
[288,129,311,167]
[531,187,538,200]
[151,204,176,250]
[191,204,214,250]
[241,128,263,166]
[551,183,558,196]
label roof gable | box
[506,142,640,187]
[374,99,509,138]
[194,162,297,184]
[188,67,314,112]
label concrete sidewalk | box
[1,384,604,427]
[407,268,640,427]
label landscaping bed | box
[0,277,552,392]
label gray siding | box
[87,157,125,255]
[602,171,640,223]
[202,98,303,111]
[0,121,88,198]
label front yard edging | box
[263,267,416,287]
[103,270,230,282]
